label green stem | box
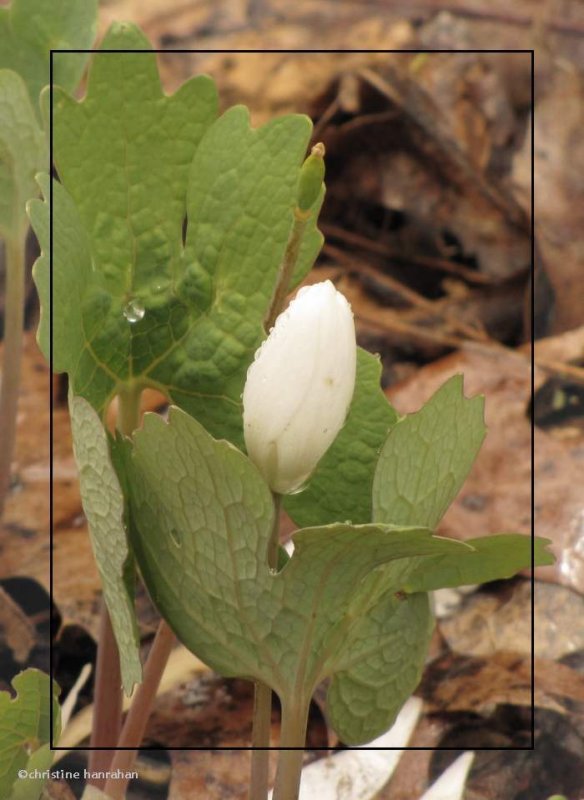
[117,382,141,434]
[249,681,273,800]
[88,385,142,786]
[273,701,310,800]
[249,493,282,800]
[267,493,282,571]
[264,212,309,332]
[0,233,26,519]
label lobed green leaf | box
[0,0,97,108]
[49,23,319,447]
[403,533,555,592]
[373,374,486,529]
[29,176,105,396]
[0,670,60,799]
[0,69,45,240]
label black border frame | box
[49,47,536,753]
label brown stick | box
[356,306,584,385]
[321,222,498,285]
[103,620,175,800]
[324,242,492,345]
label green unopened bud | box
[296,142,325,213]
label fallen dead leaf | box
[0,583,35,663]
[41,781,77,800]
[421,650,584,717]
[513,67,584,335]
[440,579,584,662]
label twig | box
[356,305,584,385]
[531,354,584,385]
[390,1,584,39]
[321,222,498,285]
[324,242,492,345]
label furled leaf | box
[0,0,97,106]
[0,670,60,799]
[69,394,142,695]
[49,23,317,448]
[285,349,398,527]
[373,374,486,529]
[122,407,468,717]
[404,533,555,592]
[0,69,45,240]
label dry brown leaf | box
[0,583,35,662]
[440,580,584,662]
[41,781,77,800]
[513,67,584,335]
[420,650,584,717]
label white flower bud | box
[243,280,356,494]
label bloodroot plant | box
[29,22,553,800]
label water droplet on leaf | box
[152,280,170,295]
[123,298,145,323]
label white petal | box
[420,752,475,800]
[243,280,356,493]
